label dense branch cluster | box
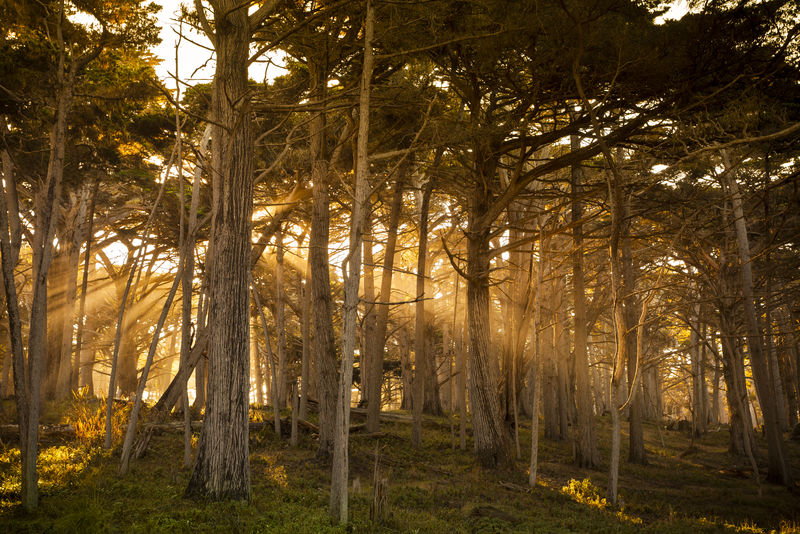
[1,0,799,518]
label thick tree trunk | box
[186,2,255,500]
[466,185,513,467]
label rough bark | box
[466,186,513,468]
[186,0,263,501]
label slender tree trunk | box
[366,172,405,432]
[690,308,708,435]
[0,147,20,400]
[253,326,264,406]
[0,141,30,507]
[399,327,413,410]
[308,59,338,461]
[604,152,627,505]
[56,190,89,398]
[76,180,99,391]
[361,214,377,410]
[253,286,280,435]
[569,134,599,460]
[20,32,78,506]
[411,180,433,447]
[120,263,183,475]
[300,252,311,420]
[330,3,373,521]
[275,225,287,408]
[721,153,793,486]
[621,199,646,465]
[571,150,599,468]
[529,218,544,486]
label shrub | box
[64,388,129,447]
[560,478,608,510]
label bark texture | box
[186,1,257,500]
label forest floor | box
[0,398,799,533]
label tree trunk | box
[186,1,256,500]
[721,153,793,486]
[55,187,90,398]
[571,150,599,468]
[529,218,544,485]
[621,199,646,465]
[411,180,433,447]
[0,140,31,508]
[465,184,513,468]
[690,309,708,435]
[75,180,99,391]
[253,286,280,435]
[120,262,183,475]
[365,170,405,432]
[361,214,377,410]
[308,59,338,461]
[330,3,373,521]
[275,225,287,408]
[399,327,413,410]
[300,251,311,420]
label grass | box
[0,400,799,533]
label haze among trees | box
[1,0,799,530]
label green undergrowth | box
[1,401,799,533]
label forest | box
[1,0,800,531]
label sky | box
[152,0,277,89]
[147,0,688,87]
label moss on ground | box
[0,401,799,533]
